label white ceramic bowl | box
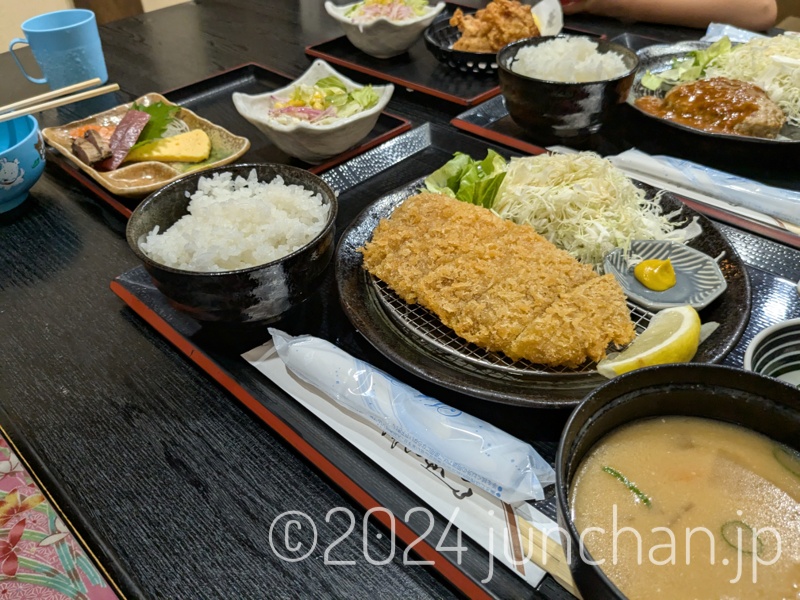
[744,317,800,387]
[324,1,446,59]
[232,60,393,164]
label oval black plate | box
[335,177,752,408]
[628,41,800,144]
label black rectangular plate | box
[49,63,411,218]
[111,123,800,600]
[451,95,800,248]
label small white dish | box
[325,1,446,59]
[232,60,393,164]
[603,240,727,311]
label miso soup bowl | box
[126,163,337,324]
[555,364,800,599]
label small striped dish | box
[744,318,800,387]
[603,240,727,311]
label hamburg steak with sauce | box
[636,77,785,138]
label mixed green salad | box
[270,76,379,125]
[345,0,431,22]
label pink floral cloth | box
[0,437,120,599]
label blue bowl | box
[0,115,46,213]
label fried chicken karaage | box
[450,0,539,53]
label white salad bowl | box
[232,59,393,164]
[324,1,446,59]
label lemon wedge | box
[596,305,702,378]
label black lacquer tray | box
[111,124,800,599]
[48,63,410,218]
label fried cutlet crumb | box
[508,274,636,368]
[450,0,539,53]
[359,193,635,368]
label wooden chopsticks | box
[516,515,583,598]
[0,80,120,124]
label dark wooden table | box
[1,2,789,599]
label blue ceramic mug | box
[9,9,108,90]
[0,116,46,213]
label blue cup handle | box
[8,38,48,85]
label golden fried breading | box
[450,0,539,53]
[508,275,636,368]
[359,193,635,368]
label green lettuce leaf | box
[423,150,507,208]
[641,36,732,91]
[130,101,179,149]
[315,76,347,93]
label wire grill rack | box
[371,276,654,377]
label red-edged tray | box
[49,63,411,218]
[108,124,800,599]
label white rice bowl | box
[511,37,629,83]
[140,169,330,272]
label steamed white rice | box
[511,37,628,83]
[140,169,329,272]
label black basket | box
[423,17,499,76]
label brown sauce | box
[635,77,768,136]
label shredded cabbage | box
[492,153,691,266]
[706,34,800,126]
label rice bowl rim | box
[498,34,639,86]
[126,163,338,277]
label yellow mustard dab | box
[634,259,676,291]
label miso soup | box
[570,417,800,599]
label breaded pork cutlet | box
[360,193,635,368]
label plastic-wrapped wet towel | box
[270,329,555,502]
[608,149,800,228]
[701,22,766,43]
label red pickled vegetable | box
[95,109,150,170]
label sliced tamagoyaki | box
[124,129,211,163]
